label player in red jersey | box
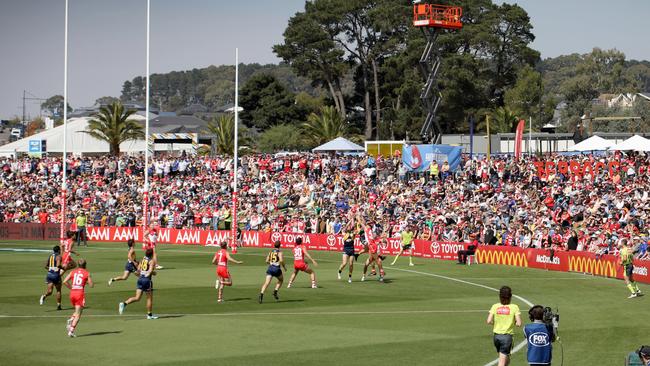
[143,227,163,270]
[362,231,386,282]
[62,259,94,337]
[60,231,78,272]
[212,241,243,303]
[286,237,318,288]
[108,239,138,286]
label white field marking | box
[0,309,487,319]
[0,248,51,253]
[390,267,534,366]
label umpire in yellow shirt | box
[487,286,522,366]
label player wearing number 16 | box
[213,241,243,303]
[62,259,94,337]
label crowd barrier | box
[476,245,650,284]
[1,223,647,284]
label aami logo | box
[430,243,440,254]
[633,266,648,276]
[536,255,560,265]
[528,332,550,347]
[326,235,336,247]
[271,232,282,243]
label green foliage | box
[504,65,543,121]
[476,107,518,133]
[204,114,252,155]
[239,74,303,129]
[301,106,349,147]
[120,64,319,113]
[40,95,72,118]
[83,101,144,156]
[95,96,120,106]
[257,124,307,153]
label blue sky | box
[1,0,649,119]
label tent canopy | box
[312,137,364,152]
[609,135,650,152]
[569,135,613,151]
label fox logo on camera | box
[528,332,551,347]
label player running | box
[287,237,318,288]
[62,259,94,337]
[213,241,243,303]
[143,227,163,270]
[337,227,356,283]
[620,239,643,298]
[259,240,287,303]
[61,231,78,272]
[390,224,415,266]
[39,245,63,310]
[108,239,138,286]
[362,231,386,282]
[118,248,158,319]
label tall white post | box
[60,0,69,242]
[230,48,239,251]
[143,0,151,229]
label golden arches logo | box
[568,257,617,277]
[476,250,528,267]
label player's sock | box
[119,302,126,314]
[39,295,45,305]
[273,290,279,301]
[108,278,113,286]
[627,284,636,294]
[57,303,62,311]
[633,283,640,293]
[354,253,359,261]
[259,293,264,304]
[337,271,341,280]
[311,281,317,289]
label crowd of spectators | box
[0,150,649,259]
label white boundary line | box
[0,309,486,319]
[391,268,534,366]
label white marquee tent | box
[312,137,364,153]
[608,135,650,152]
[569,135,614,151]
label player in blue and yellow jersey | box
[259,240,287,303]
[337,226,356,283]
[39,245,63,310]
[118,248,158,319]
[108,239,138,286]
[619,239,642,298]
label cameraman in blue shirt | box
[524,305,555,366]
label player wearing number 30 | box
[62,259,94,337]
[259,240,287,303]
[213,241,243,303]
[119,248,158,319]
[287,237,318,289]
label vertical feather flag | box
[514,119,525,159]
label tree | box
[95,96,119,106]
[273,11,348,118]
[476,107,518,133]
[504,65,543,122]
[204,114,252,155]
[41,95,72,119]
[239,74,300,129]
[258,124,307,153]
[301,105,349,146]
[25,117,45,137]
[83,101,144,156]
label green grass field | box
[0,240,647,366]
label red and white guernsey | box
[293,246,305,264]
[69,268,89,293]
[364,226,376,245]
[215,249,228,268]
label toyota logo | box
[379,241,388,250]
[271,232,281,243]
[430,243,440,254]
[327,235,336,247]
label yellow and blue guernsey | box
[137,256,153,292]
[46,252,61,284]
[266,249,282,278]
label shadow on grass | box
[77,330,122,337]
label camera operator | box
[524,305,556,365]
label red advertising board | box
[476,245,650,284]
